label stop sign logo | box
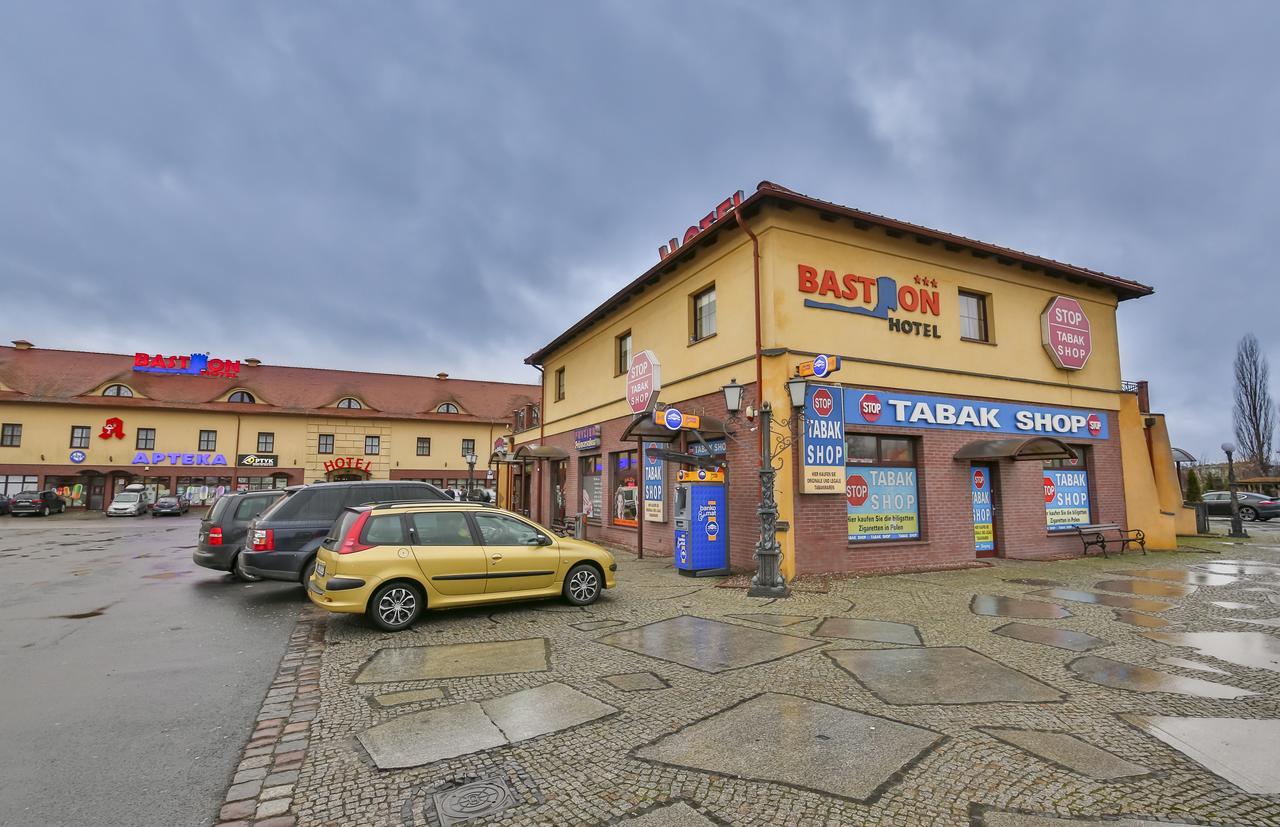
[1087,414,1103,436]
[846,474,870,507]
[626,350,662,413]
[1043,476,1057,503]
[1041,296,1092,370]
[973,469,986,489]
[859,393,882,422]
[812,388,834,418]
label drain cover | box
[432,779,516,826]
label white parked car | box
[107,490,149,517]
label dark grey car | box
[193,490,286,577]
[10,489,67,517]
[1202,490,1280,522]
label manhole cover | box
[433,779,516,826]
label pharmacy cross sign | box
[627,350,662,414]
[1041,296,1092,370]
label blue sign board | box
[663,408,684,430]
[1045,468,1091,531]
[687,438,727,458]
[675,481,727,573]
[801,384,845,493]
[132,452,229,466]
[69,450,87,464]
[846,466,920,542]
[842,387,1109,440]
[971,466,994,552]
[574,425,601,451]
[643,441,664,522]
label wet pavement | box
[224,535,1280,826]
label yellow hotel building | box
[514,181,1192,579]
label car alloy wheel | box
[1240,506,1258,522]
[41,506,49,517]
[564,564,601,606]
[370,584,421,631]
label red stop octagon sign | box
[626,350,662,414]
[1041,296,1092,370]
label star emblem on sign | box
[912,275,921,284]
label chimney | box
[436,372,449,380]
[11,340,33,350]
[244,358,262,367]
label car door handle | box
[490,553,503,561]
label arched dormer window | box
[436,402,460,414]
[103,384,134,398]
[228,391,255,404]
[337,397,363,409]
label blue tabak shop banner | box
[643,441,664,522]
[1044,469,1091,531]
[802,384,845,493]
[842,388,1109,440]
[846,467,920,542]
[971,467,994,552]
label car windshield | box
[114,493,140,503]
[158,498,178,506]
[17,490,40,499]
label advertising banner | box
[842,387,1108,440]
[802,384,845,493]
[971,466,994,552]
[1044,469,1091,531]
[574,425,602,451]
[643,441,664,522]
[846,466,920,542]
[237,453,279,468]
[581,475,603,520]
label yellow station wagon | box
[307,501,617,631]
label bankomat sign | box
[843,388,1109,440]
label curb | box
[215,605,327,827]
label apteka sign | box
[798,264,942,338]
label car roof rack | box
[356,498,497,509]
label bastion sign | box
[798,264,942,338]
[133,352,241,378]
[1041,296,1092,370]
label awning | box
[510,444,569,461]
[1170,447,1197,464]
[954,437,1077,462]
[619,412,728,445]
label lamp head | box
[1221,442,1236,456]
[721,377,744,415]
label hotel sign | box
[134,352,241,378]
[658,191,745,260]
[798,265,942,338]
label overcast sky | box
[1,2,1277,459]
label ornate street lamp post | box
[464,452,479,500]
[1221,442,1248,538]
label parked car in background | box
[239,480,449,585]
[107,488,149,517]
[151,496,190,517]
[194,489,287,579]
[0,496,10,516]
[1202,490,1280,522]
[10,489,67,517]
[307,501,616,631]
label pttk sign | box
[627,350,661,414]
[1041,296,1092,370]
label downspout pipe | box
[734,208,764,454]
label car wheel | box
[1240,506,1258,522]
[300,556,318,586]
[232,552,261,582]
[563,563,602,606]
[40,506,50,517]
[367,582,423,632]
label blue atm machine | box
[674,469,729,577]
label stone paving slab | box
[1067,656,1256,699]
[979,727,1150,780]
[971,595,1071,619]
[1140,629,1280,673]
[1112,568,1238,586]
[596,615,822,673]
[724,613,815,627]
[1029,588,1174,613]
[1123,715,1280,794]
[827,646,1064,705]
[1093,578,1197,598]
[814,616,922,645]
[1155,656,1230,675]
[635,692,942,803]
[480,681,616,743]
[614,800,720,826]
[353,638,550,683]
[977,810,1206,827]
[358,701,506,769]
[1111,610,1171,628]
[991,622,1110,652]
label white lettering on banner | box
[1014,411,1088,434]
[889,399,1002,428]
[807,419,842,439]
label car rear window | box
[363,514,407,545]
[234,496,277,521]
[324,509,361,550]
[266,488,346,522]
[207,495,233,522]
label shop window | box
[462,438,476,458]
[417,437,431,456]
[318,434,334,454]
[611,449,639,527]
[554,367,565,401]
[580,455,603,523]
[1044,448,1091,532]
[435,402,459,414]
[691,285,716,342]
[228,391,255,404]
[199,430,217,451]
[365,435,380,455]
[1,474,38,497]
[176,476,231,506]
[103,384,133,397]
[337,397,362,409]
[959,291,990,342]
[70,426,90,449]
[236,476,286,492]
[136,428,156,450]
[1,424,21,447]
[844,433,921,543]
[616,331,631,376]
[46,475,87,506]
[257,432,274,453]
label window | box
[233,494,279,521]
[514,409,525,431]
[530,405,540,425]
[474,512,543,545]
[580,455,603,522]
[291,487,347,521]
[611,449,639,527]
[844,433,920,543]
[554,367,565,401]
[691,285,716,342]
[175,476,231,506]
[70,426,90,449]
[136,428,156,450]
[337,397,362,409]
[959,291,990,342]
[103,384,133,397]
[461,438,476,458]
[257,432,275,453]
[1,424,21,447]
[1,474,38,496]
[365,435,380,455]
[1045,448,1091,532]
[199,430,217,451]
[435,403,460,414]
[228,391,256,404]
[318,434,334,454]
[410,511,475,546]
[363,514,408,546]
[616,331,632,376]
[417,437,431,456]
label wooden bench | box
[1075,523,1146,558]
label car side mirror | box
[531,534,553,546]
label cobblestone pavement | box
[217,535,1280,826]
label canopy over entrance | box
[1170,447,1197,464]
[510,444,569,461]
[953,437,1076,462]
[618,412,728,446]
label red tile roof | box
[0,346,538,424]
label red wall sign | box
[323,457,373,473]
[1041,297,1092,370]
[626,350,662,414]
[99,417,126,440]
[658,191,744,260]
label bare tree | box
[1232,333,1276,476]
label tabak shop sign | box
[798,264,942,338]
[133,352,241,378]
